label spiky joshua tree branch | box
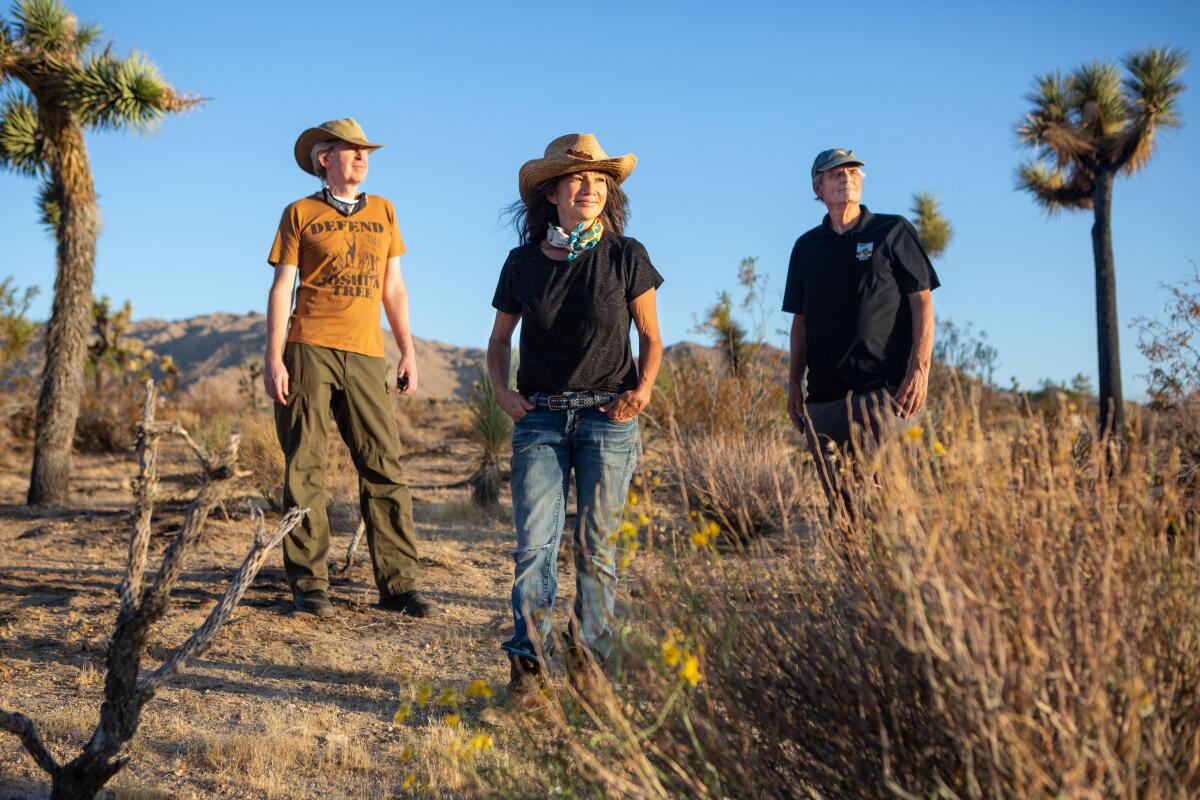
[0,381,306,800]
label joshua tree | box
[0,0,201,505]
[1016,46,1187,433]
[910,191,953,258]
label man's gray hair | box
[310,140,338,181]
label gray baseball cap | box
[811,148,865,179]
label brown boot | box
[564,643,606,707]
[480,656,547,726]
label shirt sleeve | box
[491,251,522,314]
[625,239,665,302]
[890,220,941,294]
[781,238,805,314]
[268,204,301,266]
[386,200,407,258]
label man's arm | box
[487,310,533,421]
[787,314,807,431]
[381,255,418,395]
[600,287,663,422]
[263,263,297,404]
[894,290,934,417]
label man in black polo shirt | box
[782,148,939,509]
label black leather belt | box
[527,391,617,411]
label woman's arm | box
[600,287,662,421]
[487,310,533,421]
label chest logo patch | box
[856,242,875,261]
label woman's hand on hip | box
[497,388,534,422]
[600,389,650,422]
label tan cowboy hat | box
[518,133,637,203]
[293,118,383,175]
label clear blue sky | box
[2,0,1198,397]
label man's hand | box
[496,387,534,421]
[397,355,419,396]
[787,380,806,432]
[599,388,650,422]
[893,365,929,417]
[264,357,289,405]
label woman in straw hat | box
[484,133,664,711]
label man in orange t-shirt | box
[264,118,434,619]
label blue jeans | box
[501,408,640,664]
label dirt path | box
[0,420,585,798]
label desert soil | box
[0,406,615,798]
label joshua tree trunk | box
[27,112,98,506]
[1090,166,1124,435]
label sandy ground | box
[0,408,598,798]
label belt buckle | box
[547,395,569,411]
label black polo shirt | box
[782,206,940,403]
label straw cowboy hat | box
[519,133,637,203]
[293,118,383,175]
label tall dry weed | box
[527,392,1200,799]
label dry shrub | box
[74,381,144,451]
[649,351,788,439]
[236,409,286,508]
[527,392,1200,799]
[665,427,806,543]
[652,352,801,541]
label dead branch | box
[0,381,307,800]
[0,711,59,776]
[332,517,367,575]
[140,507,306,694]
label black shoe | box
[378,590,437,618]
[292,589,334,618]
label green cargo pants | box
[275,342,418,597]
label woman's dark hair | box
[506,171,630,244]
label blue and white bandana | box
[546,220,604,261]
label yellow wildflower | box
[438,687,459,707]
[706,521,720,537]
[620,554,633,570]
[467,679,493,699]
[636,511,650,526]
[416,683,433,706]
[618,521,638,539]
[905,426,924,442]
[680,654,702,686]
[402,773,417,789]
[400,746,414,761]
[607,532,619,544]
[691,529,709,547]
[468,734,494,751]
[662,638,681,671]
[392,701,412,725]
[933,441,946,456]
[444,713,461,726]
[627,490,639,506]
[628,540,640,552]
[653,476,663,487]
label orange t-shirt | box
[268,194,406,357]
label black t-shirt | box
[782,206,940,403]
[492,234,664,395]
